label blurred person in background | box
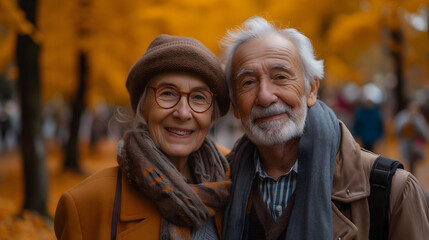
[352,84,384,152]
[54,34,231,240]
[0,101,11,149]
[89,103,110,149]
[220,16,429,240]
[0,99,19,150]
[394,100,429,174]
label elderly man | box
[221,17,429,240]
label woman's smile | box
[165,127,194,137]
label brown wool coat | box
[332,122,429,240]
[54,145,229,240]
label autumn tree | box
[62,0,93,172]
[16,0,48,217]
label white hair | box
[220,16,324,106]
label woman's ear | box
[141,106,148,120]
[139,93,150,121]
[306,77,319,107]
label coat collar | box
[331,122,371,202]
[118,170,223,237]
[119,171,158,222]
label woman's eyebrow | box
[156,82,176,87]
[191,86,210,91]
[156,82,209,91]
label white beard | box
[243,95,308,146]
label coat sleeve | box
[389,170,429,240]
[54,191,83,240]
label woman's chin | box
[163,146,195,160]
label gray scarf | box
[222,100,341,240]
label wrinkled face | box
[141,73,213,160]
[231,33,318,145]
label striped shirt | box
[254,149,298,222]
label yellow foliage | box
[327,11,381,54]
[325,55,360,85]
[0,31,15,72]
[0,0,40,71]
[373,0,426,13]
[0,0,42,42]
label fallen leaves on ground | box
[0,138,117,240]
[0,198,55,240]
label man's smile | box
[253,112,289,124]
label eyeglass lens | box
[155,86,213,112]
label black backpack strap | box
[368,156,404,240]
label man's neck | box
[256,137,300,180]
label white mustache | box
[250,102,293,122]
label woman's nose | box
[173,96,192,120]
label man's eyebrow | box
[270,64,291,71]
[235,69,255,79]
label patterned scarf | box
[117,125,230,240]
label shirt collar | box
[254,148,298,179]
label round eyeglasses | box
[149,85,216,113]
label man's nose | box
[256,79,278,107]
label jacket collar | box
[331,122,370,202]
[119,171,158,222]
[118,170,224,237]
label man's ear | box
[232,104,240,119]
[306,77,319,107]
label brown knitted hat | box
[126,34,229,116]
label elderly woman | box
[54,34,231,240]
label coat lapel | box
[332,202,358,240]
[117,167,224,239]
[119,171,158,222]
[118,171,161,240]
[332,122,370,202]
[331,122,374,240]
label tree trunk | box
[16,0,48,217]
[389,27,405,113]
[64,52,87,171]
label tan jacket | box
[54,146,229,240]
[333,122,429,240]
